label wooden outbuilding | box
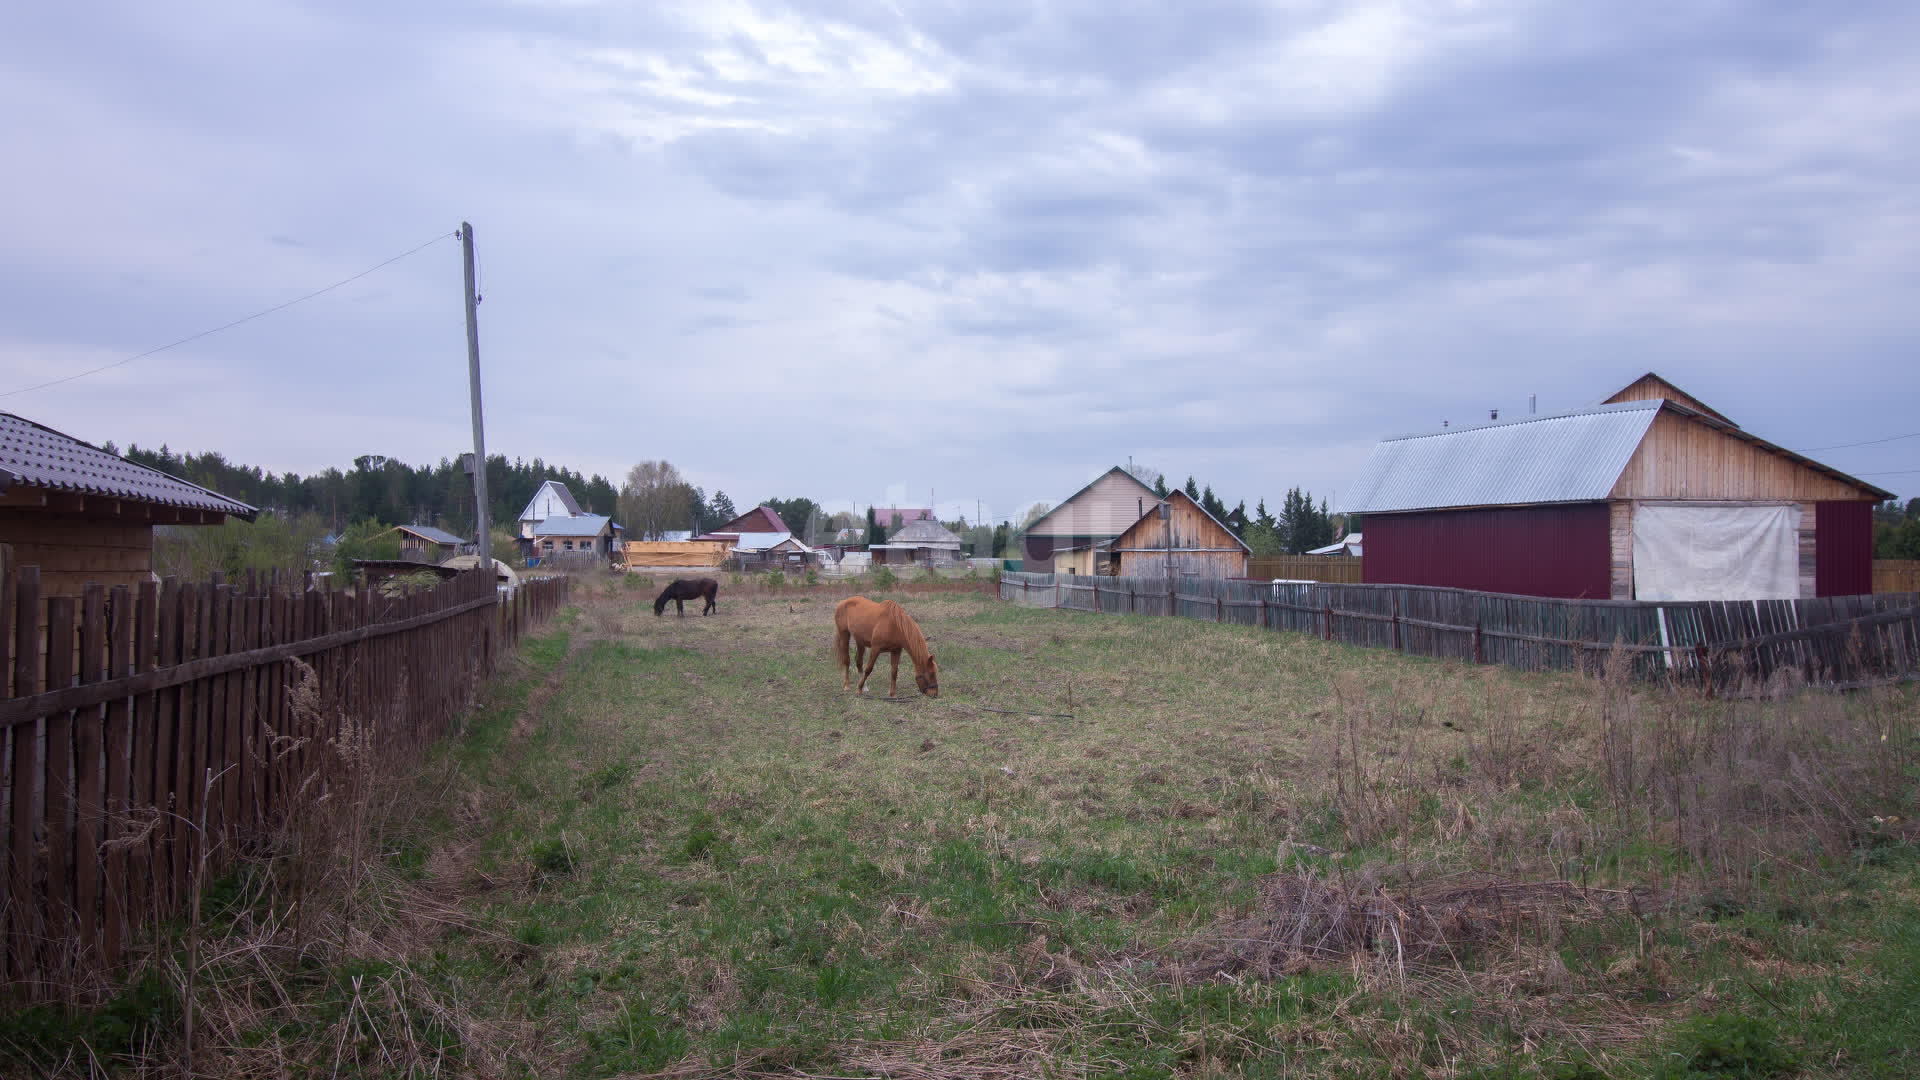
[1342,374,1890,601]
[383,524,470,563]
[1108,490,1250,578]
[0,411,256,599]
[1021,466,1159,575]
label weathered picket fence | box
[0,547,568,997]
[1002,571,1920,690]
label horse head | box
[653,592,669,616]
[916,653,939,697]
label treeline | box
[1876,498,1920,559]
[110,442,618,538]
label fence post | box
[1697,642,1712,698]
[1473,620,1483,664]
[1216,592,1223,624]
[1168,584,1175,618]
[1391,591,1401,652]
[1324,600,1333,641]
[1129,583,1135,614]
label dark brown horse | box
[655,577,719,616]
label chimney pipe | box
[1490,408,1499,420]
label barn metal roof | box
[1341,400,1663,513]
[731,531,793,551]
[1341,397,1892,513]
[394,524,468,546]
[531,514,611,538]
[0,412,258,519]
[886,518,963,545]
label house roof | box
[712,506,789,534]
[732,531,793,551]
[0,412,258,519]
[886,518,963,546]
[1343,398,1890,514]
[1025,466,1157,535]
[392,524,468,546]
[1306,533,1363,557]
[517,480,582,522]
[532,514,611,538]
[872,507,932,525]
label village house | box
[1107,490,1250,578]
[871,518,965,567]
[1021,467,1160,575]
[381,524,471,564]
[0,411,257,599]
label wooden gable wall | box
[1028,469,1158,538]
[1611,411,1876,503]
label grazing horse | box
[654,577,719,616]
[834,596,939,697]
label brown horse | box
[654,577,719,616]
[834,596,939,697]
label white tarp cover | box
[1632,504,1801,601]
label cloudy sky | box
[3,1,1917,524]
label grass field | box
[10,574,1920,1078]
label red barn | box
[1342,374,1889,600]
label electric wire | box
[2,230,458,399]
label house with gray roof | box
[0,411,256,599]
[382,523,472,563]
[872,517,964,567]
[530,513,621,561]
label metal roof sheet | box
[886,518,963,545]
[395,524,468,546]
[731,531,793,551]
[1342,400,1662,513]
[531,514,611,537]
[0,412,258,518]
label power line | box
[1796,430,1920,452]
[2,230,458,399]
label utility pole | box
[461,222,492,569]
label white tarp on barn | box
[1631,504,1800,601]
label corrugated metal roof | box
[1342,400,1662,513]
[0,412,258,519]
[732,531,793,550]
[887,518,963,545]
[395,524,468,546]
[531,514,611,537]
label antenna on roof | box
[1530,394,1536,415]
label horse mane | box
[883,600,932,666]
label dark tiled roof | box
[713,506,789,534]
[0,412,257,519]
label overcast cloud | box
[2,0,1916,524]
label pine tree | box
[1153,474,1169,498]
[1183,476,1201,500]
[866,507,884,546]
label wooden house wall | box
[1109,493,1248,578]
[0,510,153,597]
[1603,375,1733,425]
[1611,412,1873,503]
[1028,470,1158,537]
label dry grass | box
[12,582,1915,1078]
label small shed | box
[1022,466,1160,575]
[384,524,471,563]
[731,531,815,571]
[1109,491,1250,578]
[872,518,964,567]
[0,412,256,599]
[1341,373,1890,600]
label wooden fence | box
[1245,554,1364,584]
[1001,571,1920,691]
[0,546,568,998]
[1877,560,1920,595]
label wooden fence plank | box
[43,596,75,967]
[75,586,106,966]
[9,565,41,983]
[102,584,132,968]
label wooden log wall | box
[1000,572,1919,691]
[0,546,568,998]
